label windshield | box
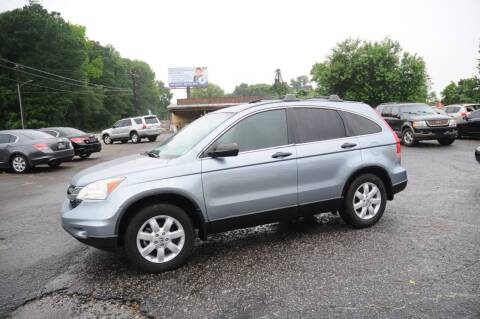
[401,104,436,115]
[150,112,233,157]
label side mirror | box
[208,143,239,158]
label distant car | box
[444,104,480,123]
[476,147,480,163]
[456,109,480,139]
[432,107,447,115]
[376,103,457,146]
[40,127,101,159]
[0,129,74,173]
[101,115,161,144]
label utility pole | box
[15,63,32,129]
[130,69,138,116]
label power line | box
[0,58,131,91]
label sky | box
[1,0,479,101]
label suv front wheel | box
[124,203,195,273]
[401,128,416,147]
[339,174,387,228]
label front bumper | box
[74,142,102,155]
[413,127,457,140]
[61,199,120,251]
[30,149,75,165]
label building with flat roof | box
[167,96,262,129]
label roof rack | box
[305,94,343,102]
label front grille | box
[427,119,449,127]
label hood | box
[408,114,451,121]
[102,128,112,134]
[71,153,171,186]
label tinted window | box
[216,109,288,152]
[382,105,392,116]
[400,104,435,115]
[42,130,58,137]
[134,118,142,124]
[339,111,382,136]
[121,119,131,127]
[144,116,159,124]
[470,110,480,119]
[57,127,85,136]
[292,108,346,143]
[445,106,460,113]
[0,134,11,144]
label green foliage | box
[271,69,288,97]
[441,77,480,105]
[190,83,225,98]
[231,83,272,97]
[0,3,171,131]
[310,38,429,106]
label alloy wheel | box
[136,215,185,263]
[352,182,382,220]
[403,130,414,145]
[12,156,27,173]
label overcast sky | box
[1,0,479,100]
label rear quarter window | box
[134,118,142,124]
[0,134,11,144]
[339,111,382,136]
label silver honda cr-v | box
[62,95,408,272]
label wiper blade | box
[142,151,159,158]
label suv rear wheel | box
[339,174,387,228]
[148,136,157,142]
[401,128,416,147]
[130,132,140,143]
[124,203,195,273]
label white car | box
[444,104,480,122]
[102,115,161,144]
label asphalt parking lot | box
[0,136,479,318]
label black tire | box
[437,137,455,146]
[79,153,91,159]
[103,134,112,144]
[121,140,128,144]
[48,161,61,168]
[10,154,30,174]
[130,131,140,143]
[124,203,195,273]
[339,174,387,228]
[148,136,157,142]
[401,128,416,147]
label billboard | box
[168,67,208,88]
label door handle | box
[341,142,357,149]
[272,152,292,158]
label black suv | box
[376,103,457,146]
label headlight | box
[77,177,125,200]
[448,119,456,127]
[412,121,427,128]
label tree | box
[231,83,271,97]
[310,38,429,106]
[289,75,314,97]
[190,83,225,98]
[441,78,480,105]
[0,3,171,131]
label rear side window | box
[215,109,288,152]
[291,108,346,143]
[134,118,142,124]
[339,111,382,136]
[144,116,159,124]
[0,134,11,144]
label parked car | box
[476,146,480,163]
[101,115,161,144]
[376,103,457,146]
[444,104,480,123]
[0,129,74,173]
[40,127,101,159]
[456,109,480,139]
[62,95,408,272]
[432,107,447,115]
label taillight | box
[33,143,50,151]
[70,137,83,143]
[374,113,401,157]
[460,111,466,117]
[142,124,147,129]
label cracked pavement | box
[1,137,479,318]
